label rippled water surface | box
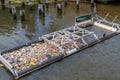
[0,2,120,80]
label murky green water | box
[0,2,120,80]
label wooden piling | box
[38,4,45,17]
[57,3,62,13]
[29,0,33,10]
[1,0,5,9]
[8,0,11,8]
[20,10,25,21]
[91,0,94,7]
[76,0,80,9]
[12,6,17,20]
[46,0,49,9]
[64,0,68,6]
[21,0,25,7]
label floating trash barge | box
[0,13,120,79]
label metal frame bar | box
[95,14,120,32]
[0,54,18,76]
[41,25,98,50]
[66,26,98,40]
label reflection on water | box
[0,2,120,80]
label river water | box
[0,2,120,80]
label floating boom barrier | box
[0,13,120,79]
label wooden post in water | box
[21,0,25,7]
[46,0,49,9]
[12,6,17,20]
[57,3,62,13]
[38,4,42,16]
[91,0,94,7]
[76,0,80,9]
[8,0,11,8]
[20,9,25,21]
[1,0,5,9]
[29,0,33,10]
[38,4,45,17]
[64,0,68,6]
[57,3,63,19]
[8,0,12,13]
